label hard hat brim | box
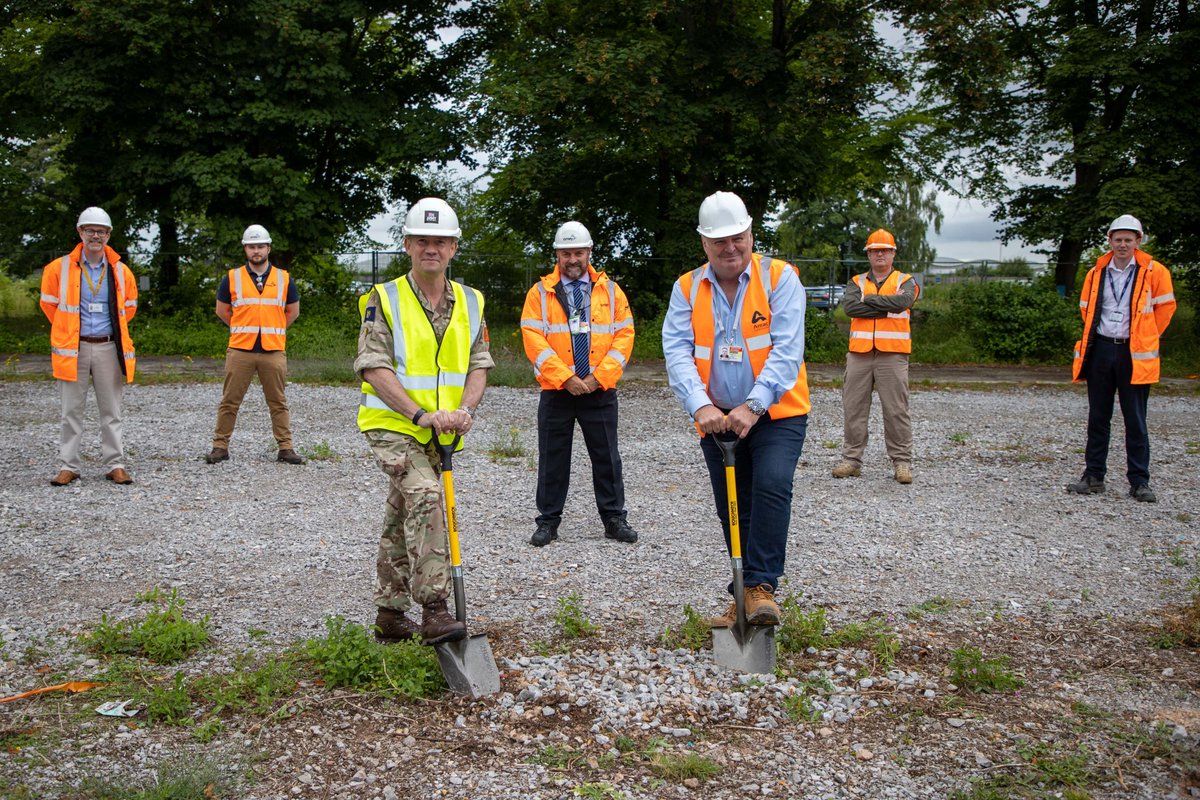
[697,221,752,239]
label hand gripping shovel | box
[710,433,777,674]
[434,436,501,698]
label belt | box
[1095,334,1129,345]
[79,335,114,343]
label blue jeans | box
[699,414,808,593]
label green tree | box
[2,0,463,293]
[465,0,907,316]
[897,0,1200,290]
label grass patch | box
[1156,576,1200,648]
[658,604,708,651]
[907,595,958,619]
[83,588,210,664]
[554,592,599,639]
[302,615,444,697]
[486,425,527,461]
[300,440,340,462]
[948,646,1024,693]
[78,754,239,799]
[648,751,721,783]
[948,431,970,445]
[776,596,900,669]
[573,783,626,799]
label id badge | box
[718,344,744,363]
[569,316,590,335]
[88,302,105,313]
[1112,309,1124,324]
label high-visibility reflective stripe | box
[230,326,260,334]
[41,293,58,304]
[886,310,911,319]
[233,267,286,308]
[520,319,545,331]
[396,375,439,390]
[125,300,137,308]
[260,327,287,336]
[544,323,571,334]
[695,345,712,360]
[535,349,556,369]
[613,317,633,330]
[361,393,391,410]
[60,304,80,314]
[849,331,874,339]
[58,256,72,311]
[873,331,911,340]
[382,281,405,373]
[687,267,705,306]
[1152,292,1175,305]
[232,296,286,307]
[463,285,482,345]
[1074,348,1081,359]
[52,346,78,357]
[591,323,616,334]
[1132,350,1159,360]
[607,349,627,366]
[1080,300,1089,309]
[123,350,135,360]
[746,333,772,351]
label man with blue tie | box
[520,221,638,547]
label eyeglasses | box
[81,228,110,239]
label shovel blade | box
[435,634,501,698]
[712,624,777,674]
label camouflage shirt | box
[354,273,494,380]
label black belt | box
[79,335,114,343]
[1095,334,1129,345]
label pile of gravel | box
[1,377,1197,798]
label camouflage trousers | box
[365,430,450,611]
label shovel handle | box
[435,435,463,569]
[714,433,741,560]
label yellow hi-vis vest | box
[357,276,483,447]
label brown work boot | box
[50,470,81,486]
[420,599,466,645]
[374,607,420,643]
[277,448,305,465]
[707,600,737,628]
[894,463,913,484]
[744,585,781,626]
[205,447,229,464]
[105,467,133,485]
[831,461,861,479]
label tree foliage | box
[465,0,908,315]
[897,0,1200,289]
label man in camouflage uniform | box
[355,197,492,645]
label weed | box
[554,593,598,639]
[1166,546,1190,568]
[614,734,638,753]
[300,440,340,462]
[146,672,194,725]
[1157,575,1200,647]
[487,426,526,461]
[822,439,838,449]
[192,652,300,717]
[648,751,721,783]
[658,604,709,651]
[1177,512,1194,523]
[948,646,1024,693]
[574,782,626,799]
[907,595,956,619]
[531,744,581,768]
[1185,440,1200,455]
[302,616,444,697]
[783,692,822,723]
[192,717,223,743]
[78,755,237,799]
[777,598,899,668]
[84,588,210,664]
[1080,586,1093,602]
[949,431,970,445]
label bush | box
[937,280,1077,364]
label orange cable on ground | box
[0,682,103,703]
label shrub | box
[946,280,1077,363]
[303,616,443,697]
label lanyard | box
[1106,264,1134,312]
[82,260,106,296]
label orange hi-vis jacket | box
[1073,249,1175,384]
[228,265,291,351]
[520,264,635,390]
[678,253,810,419]
[40,244,138,382]
[848,269,919,354]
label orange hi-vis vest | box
[677,253,810,419]
[1073,249,1175,384]
[520,264,635,390]
[848,269,918,354]
[228,265,290,351]
[39,244,138,382]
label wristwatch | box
[460,405,477,419]
[746,398,767,416]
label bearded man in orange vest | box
[520,221,638,548]
[40,207,138,486]
[1066,214,1175,503]
[204,225,303,465]
[831,229,920,484]
[663,191,810,628]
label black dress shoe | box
[530,522,558,547]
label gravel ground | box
[1,376,1199,799]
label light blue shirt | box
[79,254,113,337]
[1097,259,1136,339]
[662,256,806,418]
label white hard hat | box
[696,191,752,238]
[553,221,593,249]
[242,224,272,245]
[402,197,462,238]
[1107,214,1143,236]
[77,207,112,229]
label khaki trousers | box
[841,350,912,466]
[211,348,293,449]
[59,340,125,472]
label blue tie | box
[571,281,590,378]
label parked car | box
[804,284,844,310]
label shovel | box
[710,432,777,674]
[433,435,501,698]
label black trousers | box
[1084,337,1151,486]
[535,388,626,526]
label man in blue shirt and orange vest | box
[205,225,303,465]
[40,206,138,486]
[831,229,920,484]
[663,191,809,628]
[354,197,493,646]
[520,221,638,548]
[1067,214,1175,502]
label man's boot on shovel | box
[421,599,466,645]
